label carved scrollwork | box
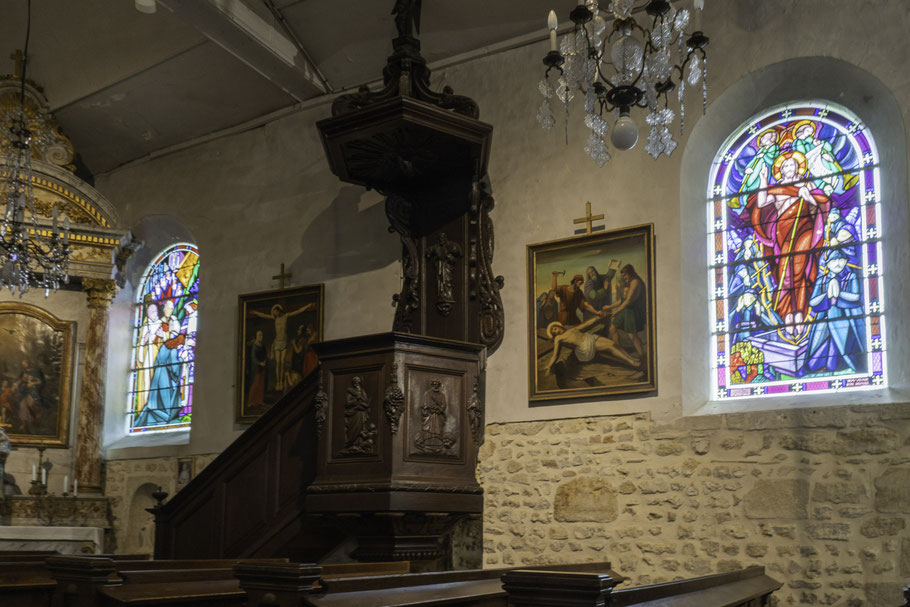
[426,233,462,316]
[339,376,377,456]
[0,78,75,171]
[314,372,328,438]
[414,379,456,455]
[466,378,484,447]
[383,363,405,434]
[472,176,505,354]
[386,193,419,332]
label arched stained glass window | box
[708,102,885,399]
[128,243,199,432]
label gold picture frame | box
[527,223,656,402]
[0,302,75,446]
[236,284,324,423]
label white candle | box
[41,468,46,485]
[548,10,558,52]
[64,475,68,494]
[74,480,78,497]
[32,464,37,481]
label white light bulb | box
[611,114,639,150]
[135,0,157,14]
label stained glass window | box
[128,244,199,432]
[708,102,885,399]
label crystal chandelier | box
[538,0,708,165]
[1,0,71,296]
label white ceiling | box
[1,0,560,176]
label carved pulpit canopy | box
[317,2,504,353]
[0,70,139,286]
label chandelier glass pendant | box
[1,0,71,296]
[538,0,708,165]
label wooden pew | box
[43,556,408,607]
[0,553,58,607]
[239,562,778,607]
[46,556,287,607]
[237,561,620,607]
[0,552,150,607]
[41,557,780,607]
[503,566,781,607]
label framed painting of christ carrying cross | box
[527,224,656,402]
[236,284,324,423]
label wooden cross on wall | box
[573,202,605,235]
[272,263,292,289]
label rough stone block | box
[553,476,618,523]
[874,467,910,513]
[860,516,905,538]
[812,481,867,504]
[656,442,685,456]
[743,479,809,519]
[807,523,850,541]
[865,583,903,606]
[835,428,897,455]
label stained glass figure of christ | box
[128,244,199,432]
[708,102,885,399]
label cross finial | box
[10,50,24,78]
[272,263,292,289]
[573,202,605,235]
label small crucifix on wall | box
[573,202,605,235]
[272,263,292,289]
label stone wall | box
[104,454,217,554]
[478,403,910,606]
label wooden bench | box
[39,556,781,607]
[504,566,781,607]
[43,556,409,607]
[0,552,150,607]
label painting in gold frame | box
[236,284,324,423]
[0,302,75,446]
[527,223,656,402]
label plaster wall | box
[96,0,910,454]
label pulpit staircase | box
[150,370,342,561]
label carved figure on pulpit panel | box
[426,233,462,316]
[414,379,456,455]
[340,376,376,456]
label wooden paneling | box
[151,373,324,561]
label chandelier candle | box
[537,0,709,165]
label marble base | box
[0,525,104,554]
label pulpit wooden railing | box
[149,369,341,561]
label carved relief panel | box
[329,369,383,460]
[405,370,464,462]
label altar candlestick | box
[64,475,69,494]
